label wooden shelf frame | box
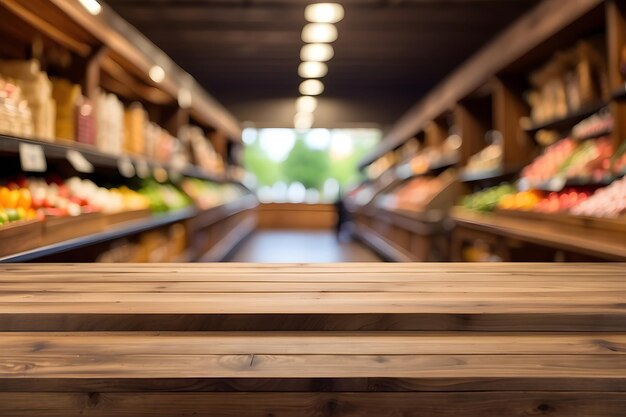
[358,0,606,170]
[0,0,241,141]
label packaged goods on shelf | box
[461,142,503,175]
[528,39,608,125]
[75,96,96,145]
[96,91,124,155]
[51,78,81,141]
[0,77,34,137]
[570,176,626,218]
[180,125,224,175]
[0,59,55,140]
[124,103,147,155]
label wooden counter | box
[1,263,625,416]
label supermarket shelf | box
[189,194,259,231]
[523,101,607,135]
[517,173,622,192]
[0,207,197,263]
[0,194,258,262]
[0,134,227,183]
[351,222,416,262]
[451,206,626,261]
[197,215,257,262]
[395,155,459,181]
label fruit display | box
[559,137,613,180]
[138,180,191,213]
[497,190,543,211]
[521,137,614,186]
[0,185,38,226]
[533,189,591,213]
[460,183,516,212]
[181,178,244,210]
[389,176,443,210]
[612,142,626,174]
[16,176,150,218]
[521,138,577,183]
[570,176,626,218]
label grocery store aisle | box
[228,230,383,262]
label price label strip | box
[66,150,94,173]
[19,143,47,172]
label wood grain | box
[1,392,625,417]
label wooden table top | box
[1,263,624,316]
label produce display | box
[0,184,38,226]
[570,176,626,218]
[460,183,516,212]
[138,180,191,213]
[521,137,614,186]
[521,138,578,183]
[181,178,244,210]
[391,177,442,210]
[497,190,543,211]
[534,189,592,213]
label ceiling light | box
[298,61,328,78]
[300,43,334,62]
[305,3,344,23]
[294,112,314,130]
[299,79,324,96]
[296,96,318,113]
[78,0,102,15]
[302,23,338,43]
[149,65,165,83]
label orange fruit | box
[17,188,31,210]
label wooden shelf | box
[0,134,228,183]
[358,0,605,169]
[196,215,256,262]
[0,195,258,262]
[451,206,626,260]
[0,207,197,262]
[351,222,416,262]
[523,101,607,135]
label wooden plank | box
[1,353,625,379]
[4,280,626,293]
[3,312,626,332]
[2,392,626,417]
[1,332,624,356]
[3,376,626,393]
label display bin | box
[0,220,43,257]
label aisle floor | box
[227,230,383,262]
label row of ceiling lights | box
[294,3,344,130]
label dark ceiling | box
[106,0,539,129]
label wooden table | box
[1,263,625,416]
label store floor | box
[227,229,383,262]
